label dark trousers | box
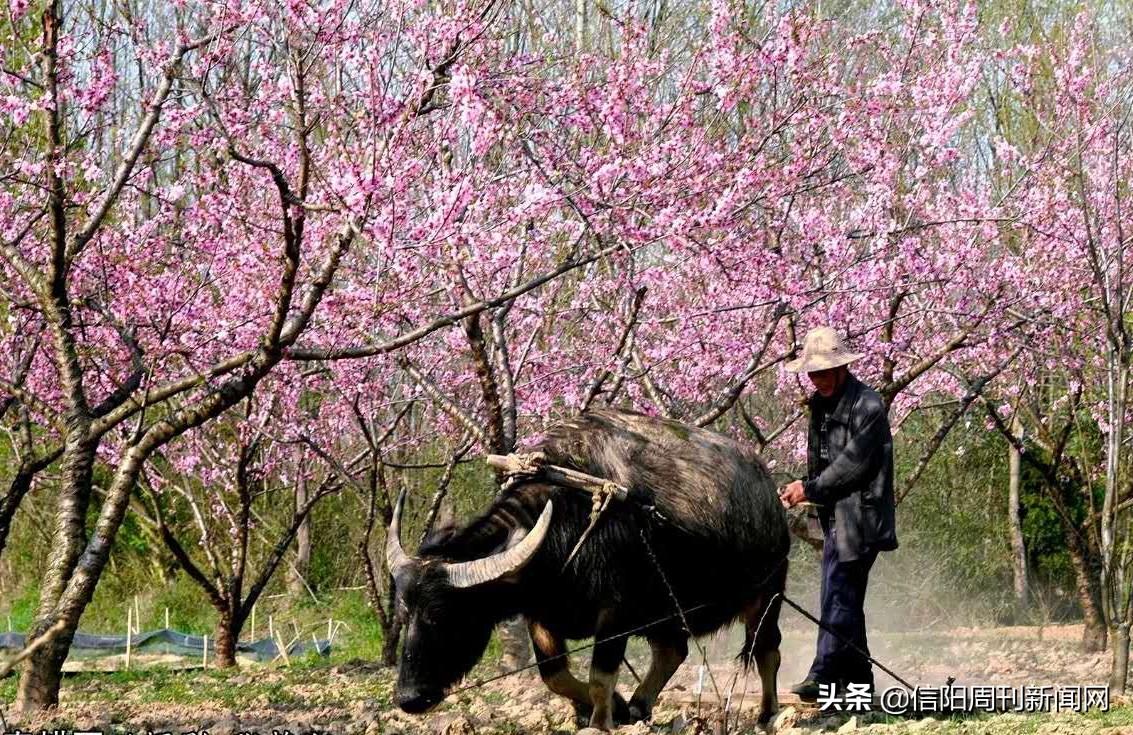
[806,529,877,686]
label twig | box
[0,619,68,679]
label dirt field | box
[2,623,1132,735]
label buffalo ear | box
[441,501,553,589]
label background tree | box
[138,399,359,668]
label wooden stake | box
[125,607,133,671]
[164,607,169,630]
[274,630,291,667]
[250,604,257,641]
[202,634,208,669]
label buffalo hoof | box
[627,698,652,722]
[572,701,592,728]
[572,693,632,729]
[613,692,633,725]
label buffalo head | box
[386,491,553,713]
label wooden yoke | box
[486,452,635,570]
[485,452,631,502]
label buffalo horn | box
[385,488,413,576]
[442,501,553,589]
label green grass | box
[313,589,387,663]
[21,663,396,711]
[2,584,40,633]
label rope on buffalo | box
[634,514,924,719]
[469,453,924,712]
[444,530,793,701]
[636,517,729,711]
[778,593,917,691]
[444,602,713,697]
[638,515,803,731]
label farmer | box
[777,325,898,702]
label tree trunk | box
[1008,416,1028,613]
[498,615,532,670]
[381,610,403,667]
[1111,622,1130,695]
[214,606,239,668]
[35,439,97,619]
[1068,535,1108,652]
[18,441,163,710]
[1099,356,1130,646]
[16,439,97,711]
[574,0,586,52]
[289,475,312,597]
[14,625,74,710]
[0,467,35,561]
[379,568,402,666]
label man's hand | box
[779,479,807,509]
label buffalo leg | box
[529,622,590,709]
[741,584,785,724]
[530,621,630,727]
[627,635,688,721]
[588,623,628,732]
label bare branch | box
[631,348,678,419]
[399,358,487,445]
[420,436,476,544]
[896,346,1022,504]
[692,301,786,427]
[0,620,68,679]
[69,29,233,261]
[581,286,647,412]
[286,241,629,361]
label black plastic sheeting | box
[0,628,329,662]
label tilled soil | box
[1,624,1130,735]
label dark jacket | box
[803,373,898,561]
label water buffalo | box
[386,408,790,730]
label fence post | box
[125,607,133,671]
[274,630,291,667]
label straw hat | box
[785,326,864,373]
